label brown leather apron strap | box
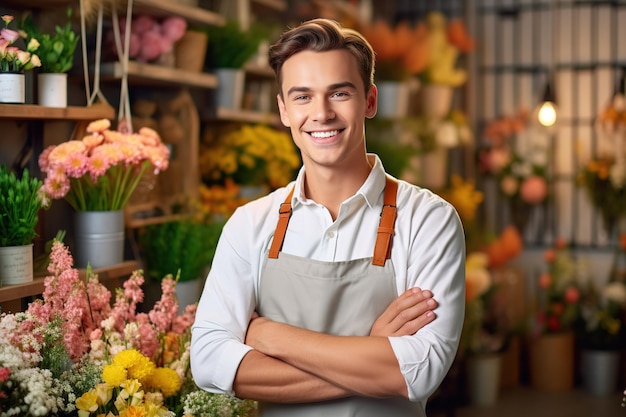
[268,177,398,265]
[372,177,398,266]
[268,186,295,259]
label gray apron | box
[255,179,423,416]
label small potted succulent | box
[0,165,47,285]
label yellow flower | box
[119,405,147,417]
[103,363,128,387]
[113,349,156,381]
[76,390,99,417]
[142,367,182,397]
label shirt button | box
[327,231,335,238]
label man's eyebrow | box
[286,82,358,97]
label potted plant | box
[138,218,225,312]
[0,15,41,103]
[0,165,47,285]
[21,8,79,107]
[39,118,171,268]
[204,21,266,109]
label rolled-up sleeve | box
[389,195,466,402]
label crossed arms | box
[233,287,439,403]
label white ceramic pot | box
[38,73,68,108]
[0,244,34,286]
[215,68,245,109]
[0,73,25,104]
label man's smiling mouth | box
[309,129,341,138]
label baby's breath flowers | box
[182,389,257,417]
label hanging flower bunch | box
[0,15,41,72]
[200,124,301,189]
[578,157,626,233]
[533,239,584,336]
[39,119,170,211]
[106,15,187,63]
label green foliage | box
[139,219,225,282]
[0,166,45,247]
[204,21,266,69]
[21,8,79,73]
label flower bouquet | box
[578,157,626,233]
[39,119,170,212]
[532,239,583,335]
[479,109,550,231]
[0,239,257,416]
[0,15,41,73]
[200,124,300,190]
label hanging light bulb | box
[534,76,558,128]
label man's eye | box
[332,91,349,98]
[294,95,310,101]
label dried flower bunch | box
[0,15,41,72]
[39,119,170,211]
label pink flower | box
[564,286,580,303]
[0,27,19,43]
[161,16,187,42]
[520,175,548,204]
[0,367,10,382]
[138,30,165,62]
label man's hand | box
[370,287,437,337]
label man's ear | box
[366,85,378,119]
[277,94,291,127]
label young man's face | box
[277,49,377,171]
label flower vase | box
[0,244,33,286]
[176,276,206,314]
[0,72,25,104]
[420,147,448,190]
[73,210,124,269]
[175,30,209,73]
[581,349,620,396]
[376,80,411,118]
[420,84,453,119]
[465,352,502,406]
[37,73,67,107]
[215,68,245,109]
[529,331,575,391]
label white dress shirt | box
[191,154,466,402]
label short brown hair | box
[268,18,375,97]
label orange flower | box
[538,272,552,289]
[544,249,556,263]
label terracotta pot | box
[529,331,575,391]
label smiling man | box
[190,18,466,417]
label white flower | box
[603,281,626,306]
[609,160,626,189]
[435,121,459,148]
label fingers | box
[370,287,438,337]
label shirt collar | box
[291,153,388,209]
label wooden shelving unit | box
[216,107,279,124]
[134,0,225,26]
[0,103,116,121]
[100,61,219,88]
[0,260,140,312]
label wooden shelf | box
[216,107,280,124]
[252,0,288,11]
[100,61,218,89]
[243,62,275,78]
[0,103,116,121]
[0,260,140,304]
[134,0,226,26]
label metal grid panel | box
[473,0,626,248]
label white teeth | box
[310,130,339,138]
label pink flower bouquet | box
[39,119,170,211]
[0,15,41,72]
